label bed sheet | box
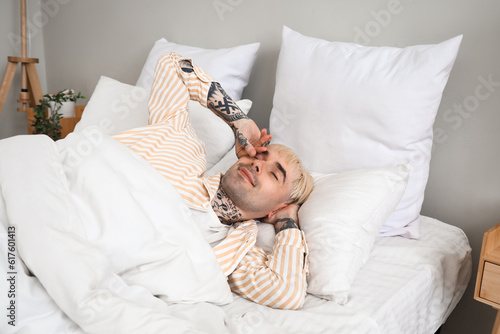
[1,214,471,334]
[222,216,472,334]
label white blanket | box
[0,130,232,334]
[0,130,471,334]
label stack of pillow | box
[73,26,462,305]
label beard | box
[220,165,273,219]
[220,170,253,212]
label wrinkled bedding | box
[0,130,232,334]
[0,131,472,334]
[222,216,472,334]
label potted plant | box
[45,89,85,118]
[31,97,62,141]
[31,89,85,141]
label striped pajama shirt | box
[114,52,308,310]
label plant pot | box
[48,101,75,118]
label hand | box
[261,203,300,233]
[233,119,273,158]
[205,82,272,157]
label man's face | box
[221,147,299,219]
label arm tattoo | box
[181,61,250,150]
[235,130,249,148]
[275,218,299,233]
[212,184,243,225]
[207,82,249,123]
[179,59,194,73]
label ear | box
[267,202,289,219]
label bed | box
[0,26,471,334]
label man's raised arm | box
[178,58,271,157]
[206,81,272,158]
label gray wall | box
[2,0,500,332]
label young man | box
[113,53,313,310]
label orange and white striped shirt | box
[114,53,308,310]
[114,52,220,210]
[214,221,308,310]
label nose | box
[252,158,263,174]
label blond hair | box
[269,144,314,205]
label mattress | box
[1,216,471,334]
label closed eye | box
[272,172,278,181]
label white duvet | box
[0,130,232,334]
[0,130,471,334]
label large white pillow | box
[136,38,260,100]
[74,76,250,170]
[74,76,150,135]
[299,163,409,304]
[270,26,462,238]
[205,146,239,177]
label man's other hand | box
[261,203,300,233]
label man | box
[113,52,313,310]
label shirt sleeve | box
[214,221,309,310]
[214,221,258,276]
[147,52,215,125]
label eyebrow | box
[276,162,287,184]
[259,151,287,183]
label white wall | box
[4,0,500,332]
[0,0,48,138]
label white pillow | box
[299,163,409,304]
[189,99,251,170]
[136,38,260,100]
[74,76,150,135]
[270,26,462,238]
[74,76,251,170]
[205,146,239,177]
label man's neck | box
[211,185,244,225]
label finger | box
[260,131,272,146]
[236,145,249,158]
[262,134,273,146]
[260,218,274,225]
[236,142,255,158]
[244,130,269,156]
[254,130,272,147]
[250,140,270,155]
[259,129,270,142]
[244,143,257,157]
[236,129,272,158]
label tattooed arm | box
[214,204,308,309]
[206,82,272,158]
[206,82,248,123]
[274,218,299,234]
[180,58,271,157]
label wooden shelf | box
[26,105,84,139]
[475,223,500,334]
